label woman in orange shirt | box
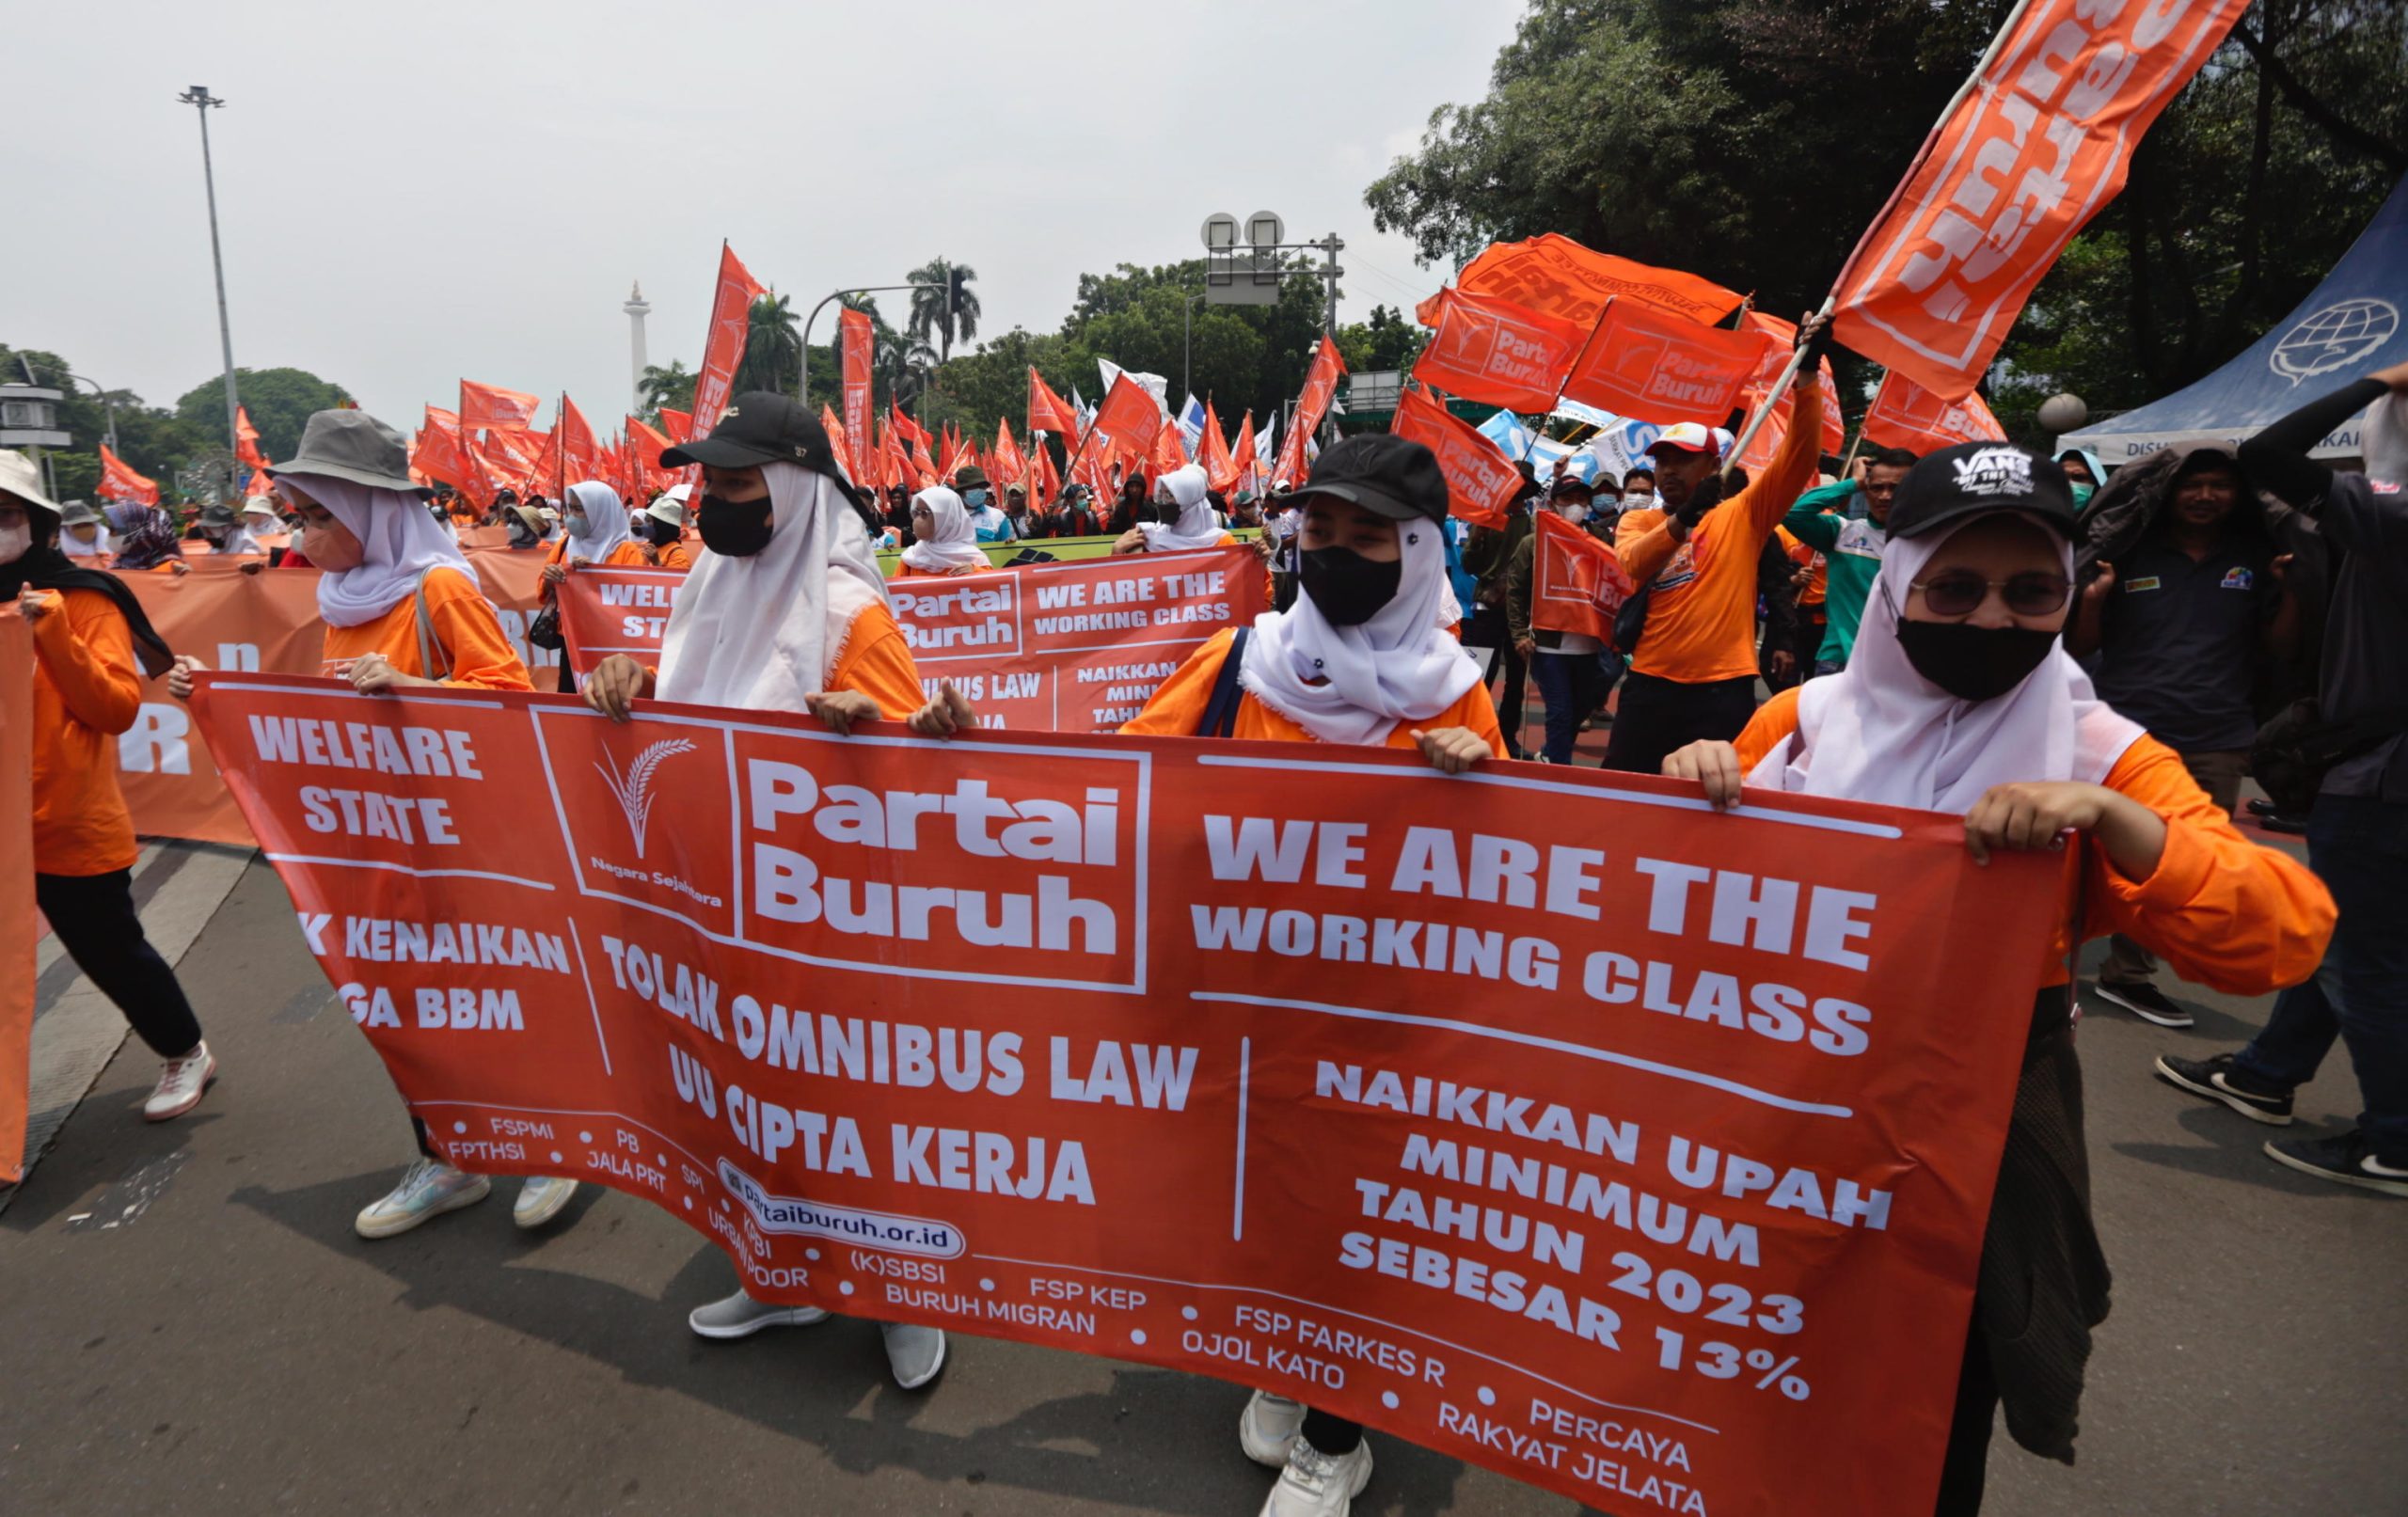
[582,392,957,1390]
[4,453,218,1123]
[166,411,563,1236]
[1662,444,2334,1517]
[894,485,991,578]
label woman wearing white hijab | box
[58,500,112,558]
[166,410,578,1242]
[895,485,990,577]
[239,497,284,553]
[582,394,962,1391]
[1664,443,2333,1517]
[1114,463,1236,555]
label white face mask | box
[0,523,29,564]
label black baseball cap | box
[661,391,835,470]
[1887,442,2077,542]
[1549,473,1594,498]
[1289,433,1448,525]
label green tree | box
[908,260,983,364]
[737,292,803,396]
[1336,305,1428,374]
[176,367,353,462]
[639,361,697,419]
[2,343,211,503]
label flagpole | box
[1521,297,1618,465]
[1722,294,1835,479]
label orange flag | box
[97,444,160,506]
[1027,366,1079,437]
[1444,235,1743,328]
[1151,421,1187,481]
[1084,375,1164,465]
[1198,402,1239,493]
[890,404,930,450]
[820,403,857,482]
[459,379,542,431]
[234,405,270,471]
[1413,288,1591,413]
[1390,386,1522,530]
[557,396,602,484]
[1271,336,1346,488]
[1228,409,1259,495]
[1861,371,2005,453]
[1558,302,1774,429]
[412,406,469,490]
[1037,440,1062,509]
[1530,510,1637,640]
[839,308,874,478]
[689,242,766,435]
[1830,0,2249,398]
[626,415,676,480]
[992,418,1028,491]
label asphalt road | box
[3,845,2401,1517]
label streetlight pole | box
[798,283,943,403]
[1182,292,1203,402]
[179,85,241,501]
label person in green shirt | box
[1782,446,1915,673]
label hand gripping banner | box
[555,545,1268,732]
[191,675,2059,1516]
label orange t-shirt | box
[826,600,928,719]
[646,543,692,571]
[1732,686,2334,991]
[893,561,997,579]
[1614,381,1823,685]
[1776,526,1828,608]
[319,566,533,690]
[28,590,144,877]
[1119,626,1506,752]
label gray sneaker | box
[513,1176,579,1229]
[355,1159,491,1240]
[881,1321,947,1390]
[687,1288,831,1340]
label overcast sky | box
[7,0,1523,438]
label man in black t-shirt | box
[2070,447,2299,1026]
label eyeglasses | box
[1909,570,2072,618]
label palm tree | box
[639,361,696,417]
[874,328,939,409]
[906,259,982,364]
[739,292,804,395]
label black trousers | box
[1599,672,1757,774]
[1465,605,1527,748]
[35,869,204,1059]
[1932,1321,1997,1515]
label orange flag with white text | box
[1559,303,1773,429]
[98,444,160,506]
[1862,372,2006,453]
[1413,287,1590,413]
[1198,402,1239,493]
[689,242,766,435]
[459,380,542,432]
[1830,0,2250,398]
[1390,385,1522,530]
[1271,336,1346,488]
[1028,367,1079,438]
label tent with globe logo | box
[2063,173,2408,465]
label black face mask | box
[697,492,773,557]
[1152,498,1184,525]
[1894,620,2059,702]
[1299,545,1402,627]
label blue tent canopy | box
[2063,174,2408,464]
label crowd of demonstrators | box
[2,450,215,1124]
[2155,360,2408,1197]
[2068,445,2302,1027]
[1603,315,1830,772]
[1668,441,2336,1515]
[1506,473,1623,764]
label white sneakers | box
[1241,1390,1307,1466]
[687,1288,832,1340]
[685,1289,947,1390]
[512,1177,579,1229]
[1260,1438,1372,1516]
[1244,1392,1370,1516]
[143,1041,216,1121]
[354,1159,492,1239]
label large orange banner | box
[1561,304,1774,430]
[1390,385,1523,530]
[1831,0,2250,398]
[1,610,33,1183]
[116,552,564,846]
[1412,288,1590,414]
[556,545,1267,731]
[1442,236,1743,328]
[189,675,2057,1515]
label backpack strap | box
[1195,627,1251,738]
[412,569,455,683]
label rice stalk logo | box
[594,739,695,857]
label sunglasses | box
[1909,570,2072,618]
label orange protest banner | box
[555,545,1267,730]
[1531,510,1636,640]
[841,308,876,475]
[1560,303,1775,430]
[459,379,543,432]
[0,610,32,1183]
[1390,385,1522,530]
[689,242,766,435]
[1446,235,1744,328]
[1831,0,2249,399]
[1862,372,2006,453]
[1412,287,1592,414]
[190,673,2060,1516]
